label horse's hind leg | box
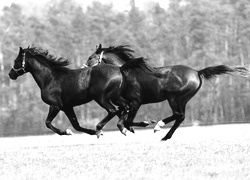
[161,102,186,141]
[45,105,70,135]
[122,101,141,133]
[64,107,96,135]
[160,88,198,141]
[154,114,176,132]
[162,107,185,141]
[117,109,128,135]
[130,119,156,127]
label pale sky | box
[0,0,169,12]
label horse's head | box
[84,44,104,67]
[9,46,71,80]
[9,47,27,80]
[83,44,135,68]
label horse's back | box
[144,65,200,90]
[161,65,200,93]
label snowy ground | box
[0,124,250,179]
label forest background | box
[1,0,250,136]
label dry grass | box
[0,124,250,180]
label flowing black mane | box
[99,45,136,62]
[120,57,159,75]
[25,46,71,72]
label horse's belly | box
[139,80,168,104]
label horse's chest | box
[41,91,53,105]
[40,87,61,106]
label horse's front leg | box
[95,109,120,138]
[95,98,123,137]
[45,105,72,135]
[121,101,141,135]
[64,107,96,135]
[117,109,128,135]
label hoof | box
[154,125,162,133]
[143,120,150,126]
[96,130,104,138]
[149,118,157,124]
[154,129,159,133]
[129,127,135,133]
[124,124,135,133]
[145,118,156,125]
[143,118,156,127]
[154,120,164,133]
[125,126,134,133]
[121,128,127,136]
[66,129,74,135]
[161,136,170,141]
[161,134,171,141]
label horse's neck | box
[28,58,53,89]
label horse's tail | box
[198,65,250,80]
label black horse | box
[85,44,249,140]
[8,46,154,137]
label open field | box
[0,124,250,180]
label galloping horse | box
[8,46,131,136]
[85,44,249,140]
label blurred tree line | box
[0,0,250,136]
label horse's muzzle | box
[9,69,18,80]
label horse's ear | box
[96,44,102,50]
[95,44,102,53]
[19,47,23,53]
